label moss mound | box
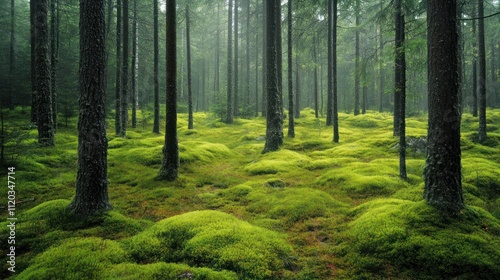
[244,149,311,175]
[339,199,500,279]
[179,141,234,163]
[16,237,129,280]
[247,188,348,223]
[125,210,293,279]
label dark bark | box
[379,1,385,113]
[158,0,178,181]
[226,0,233,124]
[106,0,113,38]
[353,0,360,116]
[262,0,283,154]
[471,4,478,116]
[314,36,319,119]
[115,0,122,135]
[491,39,497,108]
[186,5,193,129]
[287,0,294,138]
[120,0,129,137]
[332,0,339,143]
[262,0,267,117]
[31,0,37,123]
[477,0,487,142]
[36,0,54,146]
[457,2,464,115]
[214,2,220,93]
[246,0,250,111]
[295,58,300,118]
[362,58,367,114]
[50,0,58,130]
[276,0,283,123]
[327,0,333,126]
[424,0,463,215]
[9,0,15,110]
[395,0,406,178]
[255,0,259,117]
[153,0,159,133]
[68,0,111,216]
[234,0,239,117]
[131,0,137,128]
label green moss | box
[180,141,234,163]
[16,237,129,280]
[339,199,500,279]
[103,262,238,280]
[219,184,254,201]
[244,149,311,175]
[124,210,293,279]
[247,188,348,223]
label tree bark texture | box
[31,0,37,123]
[395,0,406,178]
[68,0,111,215]
[354,0,360,116]
[115,0,122,135]
[9,0,15,109]
[120,0,129,137]
[226,0,233,124]
[471,3,478,117]
[287,0,294,138]
[262,0,267,117]
[36,0,54,146]
[131,0,137,128]
[424,0,463,215]
[327,0,333,126]
[477,0,487,142]
[158,0,178,181]
[332,0,339,143]
[186,5,193,129]
[50,0,57,131]
[153,0,160,133]
[234,0,239,117]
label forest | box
[0,0,499,279]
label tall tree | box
[30,0,37,123]
[353,0,360,115]
[313,35,319,118]
[477,0,487,142]
[378,1,385,113]
[262,0,283,153]
[262,0,267,117]
[69,0,111,215]
[9,0,15,110]
[120,0,129,137]
[153,0,160,134]
[50,0,57,130]
[246,0,250,112]
[186,5,194,129]
[36,0,54,146]
[287,0,294,138]
[332,0,339,143]
[275,0,283,122]
[131,0,137,128]
[424,0,463,215]
[471,3,478,116]
[295,58,300,118]
[115,0,122,135]
[255,0,259,117]
[226,0,233,124]
[158,0,178,181]
[234,0,239,117]
[327,0,333,126]
[214,2,220,93]
[395,0,406,178]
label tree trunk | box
[36,0,54,146]
[255,0,259,117]
[186,5,193,129]
[314,36,319,118]
[287,0,294,138]
[69,0,111,216]
[353,0,360,116]
[226,0,233,124]
[9,0,15,110]
[106,0,113,38]
[295,58,300,118]
[471,3,478,116]
[30,0,37,123]
[131,0,137,128]
[262,0,267,117]
[477,0,487,142]
[214,2,220,93]
[362,58,367,114]
[379,1,385,113]
[491,39,497,108]
[50,0,57,131]
[120,0,129,137]
[276,0,283,122]
[115,0,122,135]
[153,0,160,133]
[327,0,333,126]
[262,0,283,154]
[395,0,406,178]
[332,0,339,143]
[158,0,178,181]
[424,0,463,215]
[246,0,250,112]
[234,0,239,117]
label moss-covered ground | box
[0,108,499,279]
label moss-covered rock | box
[124,210,293,279]
[339,199,500,279]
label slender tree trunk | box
[457,2,464,115]
[379,29,385,112]
[36,0,54,146]
[115,0,122,135]
[159,0,178,181]
[295,58,300,118]
[327,0,333,126]
[262,0,267,117]
[276,0,283,125]
[314,36,319,118]
[214,2,220,93]
[31,0,37,123]
[424,0,463,215]
[226,0,234,123]
[287,0,294,138]
[255,0,259,117]
[50,0,57,130]
[332,0,339,142]
[234,0,239,117]
[354,0,360,115]
[362,58,367,114]
[246,0,250,112]
[186,5,193,129]
[9,0,15,110]
[263,0,283,153]
[395,0,406,178]
[471,4,478,116]
[120,0,129,137]
[69,0,111,216]
[153,0,159,133]
[477,0,487,142]
[491,39,497,108]
[131,0,137,128]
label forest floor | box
[1,108,500,279]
